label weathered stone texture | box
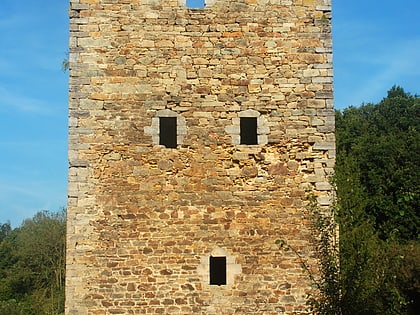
[66,0,334,314]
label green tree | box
[334,86,420,314]
[298,87,419,314]
[0,209,66,315]
[0,222,11,243]
[336,86,419,242]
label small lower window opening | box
[209,256,226,285]
[240,117,258,145]
[159,117,177,148]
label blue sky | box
[0,0,419,227]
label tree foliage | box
[300,86,419,315]
[333,86,420,314]
[0,210,66,315]
[336,86,419,241]
[305,202,342,315]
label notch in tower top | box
[180,0,216,9]
[178,0,207,9]
[184,0,205,9]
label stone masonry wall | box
[66,0,334,314]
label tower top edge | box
[69,0,331,10]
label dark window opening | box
[186,0,205,8]
[240,117,258,145]
[209,256,226,285]
[159,117,177,148]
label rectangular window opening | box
[240,117,258,145]
[186,0,205,8]
[159,117,177,148]
[209,256,226,286]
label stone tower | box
[66,0,334,314]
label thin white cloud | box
[338,38,420,106]
[0,12,26,28]
[0,3,68,76]
[333,1,420,108]
[0,178,67,227]
[0,86,57,115]
[0,38,66,75]
[363,39,419,90]
[333,9,420,107]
